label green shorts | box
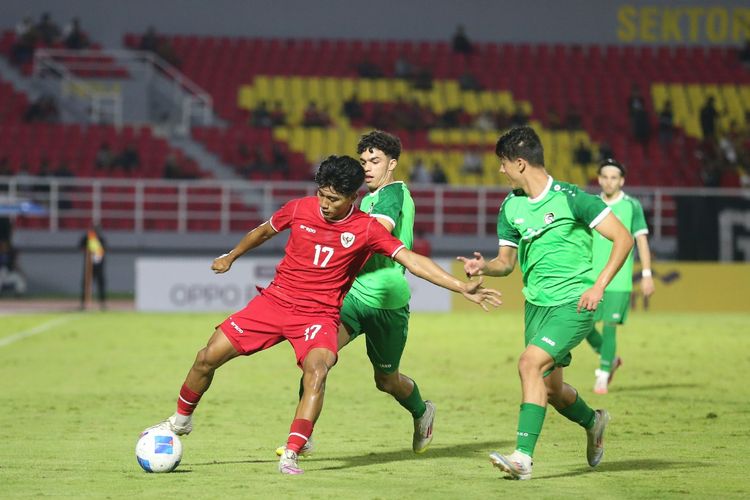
[594,291,631,324]
[524,300,593,374]
[340,293,410,374]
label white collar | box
[528,176,553,204]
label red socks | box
[286,419,314,453]
[176,384,202,416]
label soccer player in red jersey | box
[145,155,502,474]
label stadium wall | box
[2,0,749,47]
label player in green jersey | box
[586,158,655,394]
[459,127,633,480]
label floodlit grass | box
[0,310,749,498]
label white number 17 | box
[313,244,334,267]
[304,324,322,341]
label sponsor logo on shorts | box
[541,336,556,346]
[340,232,355,248]
[230,320,244,334]
[300,224,316,233]
[378,363,392,369]
[613,313,621,319]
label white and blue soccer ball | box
[136,428,183,473]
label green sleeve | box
[370,184,403,227]
[572,187,609,227]
[497,195,520,246]
[631,198,649,236]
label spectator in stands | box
[36,13,61,45]
[271,143,289,176]
[270,101,287,127]
[574,141,593,170]
[11,17,37,66]
[251,100,272,128]
[163,153,184,179]
[63,18,89,50]
[79,224,107,310]
[409,158,432,183]
[240,146,272,178]
[739,40,750,70]
[53,160,74,178]
[357,58,382,79]
[700,96,719,140]
[412,66,434,90]
[597,141,615,163]
[695,138,722,187]
[23,95,59,123]
[658,99,674,146]
[302,101,330,128]
[459,71,482,91]
[564,106,583,130]
[343,93,364,121]
[633,104,651,151]
[439,107,461,128]
[451,25,473,55]
[95,142,116,170]
[370,102,391,130]
[432,161,448,184]
[15,162,33,196]
[461,148,483,176]
[474,110,496,132]
[0,240,26,297]
[510,105,528,127]
[139,26,160,53]
[495,109,510,130]
[394,53,414,79]
[546,107,562,130]
[117,143,140,173]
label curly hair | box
[356,130,402,160]
[314,155,365,196]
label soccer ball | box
[135,428,183,473]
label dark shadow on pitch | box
[316,439,513,471]
[190,458,278,467]
[535,459,705,480]
[612,383,701,393]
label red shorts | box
[218,292,339,367]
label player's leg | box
[585,323,603,354]
[594,322,617,393]
[147,327,240,435]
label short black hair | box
[495,126,544,166]
[314,155,365,197]
[357,130,401,160]
[598,158,626,177]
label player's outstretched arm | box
[457,246,517,277]
[394,248,502,311]
[635,233,655,297]
[579,212,634,311]
[211,221,279,274]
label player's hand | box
[456,251,485,277]
[577,286,604,312]
[641,276,655,298]
[211,253,233,274]
[461,277,502,312]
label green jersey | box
[348,182,415,309]
[497,177,610,306]
[592,191,648,292]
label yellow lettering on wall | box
[705,7,728,42]
[617,5,638,42]
[661,7,683,42]
[685,7,705,42]
[640,6,659,42]
[732,8,750,42]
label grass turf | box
[0,311,748,498]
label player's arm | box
[211,221,278,274]
[635,233,655,297]
[578,212,634,311]
[393,248,502,311]
[457,246,517,278]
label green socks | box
[516,403,547,456]
[600,324,617,372]
[586,326,603,354]
[558,393,596,429]
[397,381,427,419]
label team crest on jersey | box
[544,212,555,224]
[340,232,355,248]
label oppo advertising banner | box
[136,257,451,312]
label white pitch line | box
[0,316,75,348]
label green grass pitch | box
[1,310,749,498]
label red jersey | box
[267,196,405,315]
